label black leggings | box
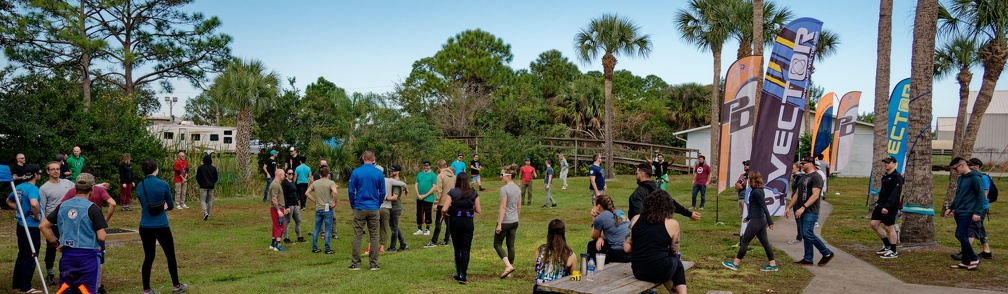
[140,227,180,290]
[586,239,632,263]
[449,217,474,279]
[431,205,451,243]
[494,222,519,262]
[416,201,432,228]
[737,218,775,261]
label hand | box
[784,211,790,219]
[973,214,981,222]
[743,218,749,223]
[101,182,110,189]
[796,207,805,218]
[944,209,953,218]
[496,224,502,234]
[690,212,701,221]
[329,203,336,209]
[768,224,775,230]
[881,208,889,214]
[595,238,604,251]
[122,184,127,188]
[163,203,169,210]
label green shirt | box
[416,171,437,203]
[310,178,338,211]
[67,155,85,180]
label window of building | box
[223,137,233,144]
[209,134,220,142]
[191,134,201,141]
[163,132,174,140]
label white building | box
[934,90,1008,163]
[147,117,240,153]
[673,120,876,177]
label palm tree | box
[802,29,841,135]
[934,34,980,203]
[210,58,281,183]
[870,0,893,193]
[902,0,939,245]
[732,0,793,60]
[676,0,734,184]
[574,14,653,178]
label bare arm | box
[30,199,40,221]
[590,175,599,195]
[96,228,106,242]
[474,197,482,214]
[305,186,317,203]
[329,184,339,208]
[496,195,507,232]
[665,218,681,253]
[104,198,117,223]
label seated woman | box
[533,219,577,293]
[625,190,687,294]
[588,194,631,263]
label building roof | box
[967,90,1008,114]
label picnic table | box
[537,261,694,294]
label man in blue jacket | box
[945,157,986,270]
[348,150,386,271]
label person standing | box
[957,158,994,260]
[519,158,537,206]
[172,152,189,209]
[495,164,521,279]
[733,160,751,218]
[815,154,830,196]
[470,154,485,191]
[367,165,394,255]
[451,154,467,176]
[268,170,288,251]
[57,152,71,180]
[787,162,805,245]
[40,173,108,294]
[386,164,409,252]
[542,160,555,208]
[588,195,631,263]
[443,173,481,284]
[870,156,903,259]
[557,154,569,190]
[281,168,305,244]
[262,150,278,203]
[6,164,44,294]
[135,159,187,294]
[305,167,338,254]
[39,161,74,286]
[347,150,386,271]
[119,154,135,211]
[690,155,711,210]
[11,153,27,185]
[588,154,606,203]
[627,163,699,222]
[313,159,338,239]
[414,161,436,235]
[722,171,778,272]
[60,171,117,293]
[785,157,835,267]
[427,161,455,247]
[67,146,86,181]
[284,147,305,171]
[294,159,312,210]
[196,154,218,221]
[624,190,687,294]
[945,157,985,270]
[654,154,671,190]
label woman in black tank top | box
[625,190,687,294]
[442,173,481,284]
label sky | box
[9,1,1008,128]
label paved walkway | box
[768,201,1002,294]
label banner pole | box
[10,181,50,294]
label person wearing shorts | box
[871,156,902,258]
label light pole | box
[164,96,178,124]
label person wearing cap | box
[785,157,834,266]
[414,161,437,235]
[6,164,43,294]
[386,164,409,252]
[369,164,407,255]
[61,168,117,293]
[945,157,986,270]
[953,158,994,261]
[734,160,751,218]
[870,156,903,259]
[135,158,188,294]
[262,150,278,203]
[39,161,74,286]
[67,146,86,181]
[428,160,455,247]
[40,173,108,294]
[519,158,537,206]
[172,151,189,209]
[347,150,386,270]
[284,147,305,171]
[196,154,218,221]
[691,155,711,210]
[470,154,485,191]
[451,154,467,177]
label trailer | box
[148,122,242,153]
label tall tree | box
[676,0,732,184]
[870,0,893,192]
[902,0,939,245]
[934,33,980,203]
[575,14,652,178]
[530,49,580,100]
[732,0,793,60]
[210,59,280,184]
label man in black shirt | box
[628,163,699,221]
[786,157,834,266]
[11,153,27,185]
[470,154,484,191]
[871,156,902,258]
[285,147,306,171]
[263,150,278,203]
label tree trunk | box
[79,0,91,111]
[236,107,253,185]
[958,41,1008,167]
[803,99,812,135]
[901,0,938,245]
[944,69,972,206]
[602,52,616,179]
[736,37,751,60]
[709,45,722,185]
[752,0,764,119]
[870,0,893,191]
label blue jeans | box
[691,184,706,208]
[262,177,272,202]
[801,212,832,261]
[313,210,334,251]
[954,213,978,264]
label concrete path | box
[768,201,1002,294]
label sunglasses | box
[500,173,511,177]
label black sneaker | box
[203,214,209,221]
[951,252,963,260]
[424,242,438,248]
[312,249,322,253]
[794,259,814,266]
[348,265,360,270]
[325,250,335,254]
[479,187,485,191]
[283,238,293,244]
[399,245,408,251]
[818,253,835,266]
[875,247,889,255]
[440,240,451,246]
[551,203,557,207]
[297,237,307,243]
[97,285,107,294]
[881,251,899,259]
[46,273,55,286]
[979,251,993,259]
[388,248,397,253]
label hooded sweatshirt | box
[435,168,456,206]
[628,180,693,220]
[950,169,985,216]
[196,155,219,189]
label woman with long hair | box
[533,219,577,293]
[442,173,481,284]
[723,171,778,271]
[119,153,134,211]
[495,164,521,278]
[588,194,631,263]
[625,190,687,294]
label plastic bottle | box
[586,258,596,281]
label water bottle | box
[586,258,596,281]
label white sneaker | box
[413,229,423,236]
[815,222,820,228]
[175,204,183,210]
[181,204,190,209]
[423,229,430,235]
[881,250,898,259]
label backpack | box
[987,175,998,203]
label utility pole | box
[164,96,178,124]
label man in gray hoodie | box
[196,154,219,221]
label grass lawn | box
[821,176,1008,292]
[1,174,811,293]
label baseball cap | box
[968,158,983,167]
[801,157,816,164]
[23,164,41,175]
[881,156,897,164]
[525,157,531,161]
[75,173,95,190]
[742,160,750,166]
[423,161,431,166]
[389,164,402,172]
[269,150,277,156]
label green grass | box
[1,175,811,293]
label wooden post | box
[574,138,579,177]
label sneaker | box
[951,252,963,260]
[388,248,397,253]
[46,273,55,285]
[143,290,160,294]
[175,204,183,210]
[787,239,803,245]
[348,265,360,270]
[413,229,423,235]
[325,250,335,254]
[552,203,557,207]
[283,238,293,244]
[363,250,370,256]
[690,206,696,210]
[270,244,279,251]
[699,207,704,210]
[399,245,409,251]
[979,251,993,260]
[172,284,187,294]
[312,249,322,253]
[181,204,190,209]
[542,205,548,208]
[21,289,44,294]
[876,247,890,255]
[98,285,108,294]
[370,265,380,271]
[424,242,438,248]
[203,214,209,221]
[423,229,430,235]
[881,250,898,259]
[794,259,814,266]
[815,222,820,228]
[479,187,486,191]
[721,261,739,271]
[297,237,307,243]
[760,264,779,272]
[440,240,451,246]
[818,253,835,266]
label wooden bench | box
[537,261,694,294]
